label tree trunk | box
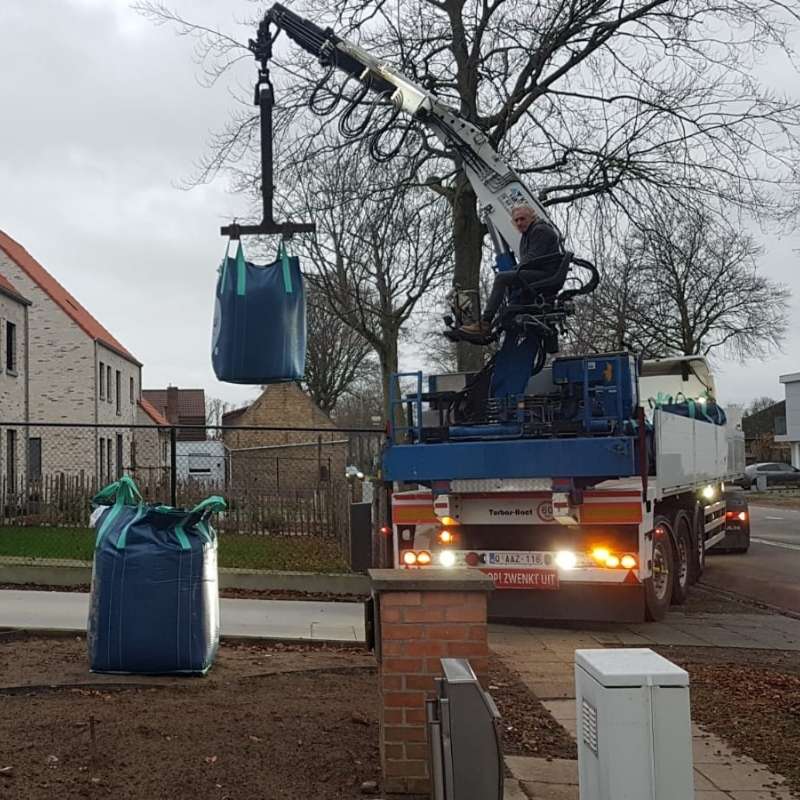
[451,172,485,373]
[377,336,404,435]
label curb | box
[0,626,367,646]
[0,562,369,597]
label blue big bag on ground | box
[87,476,226,675]
[212,240,306,383]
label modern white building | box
[777,372,800,467]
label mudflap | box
[488,583,646,624]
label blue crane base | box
[382,435,638,483]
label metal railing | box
[0,421,385,572]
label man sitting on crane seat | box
[459,203,562,337]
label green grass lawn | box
[0,527,349,573]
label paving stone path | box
[492,613,800,800]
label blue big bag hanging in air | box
[212,240,306,383]
[87,476,226,675]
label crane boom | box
[264,3,558,263]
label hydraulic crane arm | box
[264,3,558,264]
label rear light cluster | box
[591,548,637,570]
[725,511,747,522]
[403,550,432,566]
[402,549,457,568]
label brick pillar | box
[368,569,494,797]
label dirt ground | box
[0,635,380,800]
[488,656,576,760]
[656,645,800,796]
[0,634,575,800]
[747,493,800,509]
[681,584,771,615]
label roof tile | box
[0,230,140,365]
[0,272,30,305]
[138,397,170,426]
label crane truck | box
[243,5,745,622]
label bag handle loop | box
[278,239,293,294]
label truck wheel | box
[645,519,674,621]
[692,503,706,581]
[670,512,692,605]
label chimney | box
[166,386,179,426]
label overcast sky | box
[2,0,798,415]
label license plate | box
[480,568,560,590]
[485,551,548,567]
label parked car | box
[733,462,800,490]
[711,489,750,554]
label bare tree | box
[206,396,234,437]
[625,210,790,360]
[303,286,375,413]
[282,137,453,419]
[332,373,386,472]
[135,0,800,375]
[744,396,778,416]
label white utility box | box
[575,649,694,800]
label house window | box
[6,429,16,488]
[116,371,121,415]
[5,321,17,374]
[130,377,135,404]
[130,440,137,471]
[188,453,212,475]
[107,437,112,481]
[28,438,42,482]
[116,434,123,478]
[100,438,106,482]
[107,365,112,403]
[99,362,105,399]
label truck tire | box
[670,512,692,605]
[692,503,706,581]
[645,518,674,621]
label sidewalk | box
[0,590,366,643]
[492,618,799,800]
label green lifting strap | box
[220,239,232,286]
[95,499,124,549]
[174,496,226,549]
[236,241,247,296]
[115,503,146,550]
[92,475,143,507]
[196,520,214,544]
[648,391,674,410]
[173,522,192,551]
[278,240,293,294]
[189,496,227,516]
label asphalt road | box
[702,504,800,614]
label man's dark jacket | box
[519,220,562,271]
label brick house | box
[141,387,206,442]
[0,231,142,485]
[0,273,31,486]
[132,396,171,486]
[222,383,348,492]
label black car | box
[712,489,750,554]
